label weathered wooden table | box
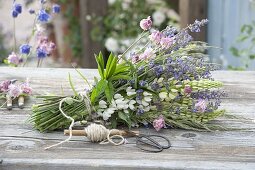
[0,67,255,170]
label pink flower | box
[160,37,173,49]
[184,86,192,94]
[149,30,162,44]
[7,52,21,65]
[8,84,21,98]
[139,16,152,31]
[0,80,11,92]
[195,99,207,113]
[139,48,155,60]
[20,84,32,95]
[153,115,165,131]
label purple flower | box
[149,30,162,44]
[195,99,207,113]
[7,52,21,65]
[52,4,61,13]
[160,37,173,49]
[36,47,47,58]
[153,115,165,131]
[0,80,11,92]
[8,84,21,98]
[139,16,152,31]
[139,80,147,87]
[12,10,18,18]
[136,108,144,115]
[38,9,51,23]
[20,44,31,55]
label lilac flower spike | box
[139,16,152,31]
[153,115,165,131]
[160,37,173,49]
[189,19,209,32]
[195,99,207,113]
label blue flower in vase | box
[38,9,51,23]
[12,3,22,18]
[52,4,60,13]
[20,44,31,55]
[36,48,47,58]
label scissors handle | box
[136,134,171,153]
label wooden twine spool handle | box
[64,129,139,137]
[6,94,12,110]
[18,96,25,109]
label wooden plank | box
[0,68,255,170]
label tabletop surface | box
[0,67,255,170]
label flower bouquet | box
[0,79,32,109]
[29,17,227,132]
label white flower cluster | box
[97,92,136,121]
[137,91,153,112]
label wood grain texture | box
[0,67,255,170]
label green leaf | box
[237,35,249,42]
[74,67,91,88]
[90,79,108,104]
[68,73,78,96]
[109,75,131,81]
[105,52,114,78]
[230,47,240,57]
[118,112,131,128]
[95,52,105,79]
[114,63,130,75]
[249,54,255,59]
[107,55,118,78]
[105,81,114,102]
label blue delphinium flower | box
[38,9,51,23]
[36,47,47,58]
[20,44,31,54]
[139,80,147,87]
[12,3,22,18]
[29,9,35,14]
[52,4,61,13]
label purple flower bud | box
[20,44,31,55]
[139,16,152,31]
[139,80,147,87]
[52,4,61,13]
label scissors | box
[135,134,171,153]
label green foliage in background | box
[58,0,82,59]
[89,0,179,53]
[230,21,255,70]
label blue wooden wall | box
[207,0,255,69]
